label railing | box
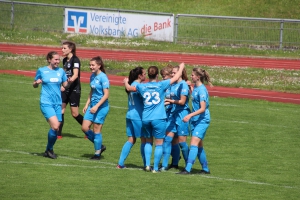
[175,14,300,50]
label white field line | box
[0,148,297,189]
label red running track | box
[0,43,300,70]
[1,69,300,105]
[0,43,300,104]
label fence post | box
[174,15,178,44]
[279,20,284,49]
[10,2,14,29]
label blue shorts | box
[84,105,109,124]
[166,110,190,136]
[126,118,145,138]
[40,104,62,121]
[190,121,210,140]
[142,119,166,139]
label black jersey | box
[63,55,81,93]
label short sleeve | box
[101,75,109,89]
[73,57,80,69]
[34,68,42,81]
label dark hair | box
[148,66,158,79]
[62,41,76,55]
[126,66,144,94]
[173,65,188,81]
[90,56,106,73]
[193,67,213,86]
[46,51,59,63]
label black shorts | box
[62,91,81,107]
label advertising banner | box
[64,8,174,42]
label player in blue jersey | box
[177,67,212,175]
[161,65,191,171]
[81,56,110,160]
[117,66,148,169]
[33,51,69,159]
[124,63,185,173]
[160,65,181,169]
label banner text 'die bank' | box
[64,8,174,42]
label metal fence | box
[175,14,300,50]
[1,0,300,50]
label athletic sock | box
[185,145,198,172]
[179,142,189,163]
[198,147,209,172]
[84,130,94,143]
[93,133,102,155]
[140,143,146,167]
[74,114,83,125]
[46,129,57,151]
[162,136,173,168]
[57,114,64,136]
[118,141,133,166]
[153,145,163,171]
[144,142,152,167]
[171,144,180,165]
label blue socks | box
[140,143,146,167]
[179,142,189,163]
[185,145,198,172]
[171,144,180,165]
[93,133,102,156]
[153,145,163,171]
[46,129,57,151]
[85,130,95,143]
[118,141,133,166]
[198,147,209,172]
[162,136,173,168]
[144,142,152,167]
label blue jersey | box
[170,80,190,113]
[90,72,109,108]
[136,80,170,121]
[165,84,172,114]
[126,81,144,120]
[34,66,67,105]
[191,84,210,123]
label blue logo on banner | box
[67,11,87,33]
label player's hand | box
[35,79,42,84]
[83,106,88,114]
[123,78,129,84]
[183,115,191,122]
[90,106,98,114]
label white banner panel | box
[64,8,174,42]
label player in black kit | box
[58,41,106,155]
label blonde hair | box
[192,67,213,86]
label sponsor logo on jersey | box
[67,11,87,33]
[50,78,59,82]
[74,63,79,68]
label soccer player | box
[117,67,148,169]
[177,67,212,175]
[161,65,191,171]
[124,63,185,173]
[81,56,110,160]
[160,65,181,169]
[33,51,69,159]
[58,41,83,139]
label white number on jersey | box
[143,92,160,105]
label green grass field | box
[0,74,299,199]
